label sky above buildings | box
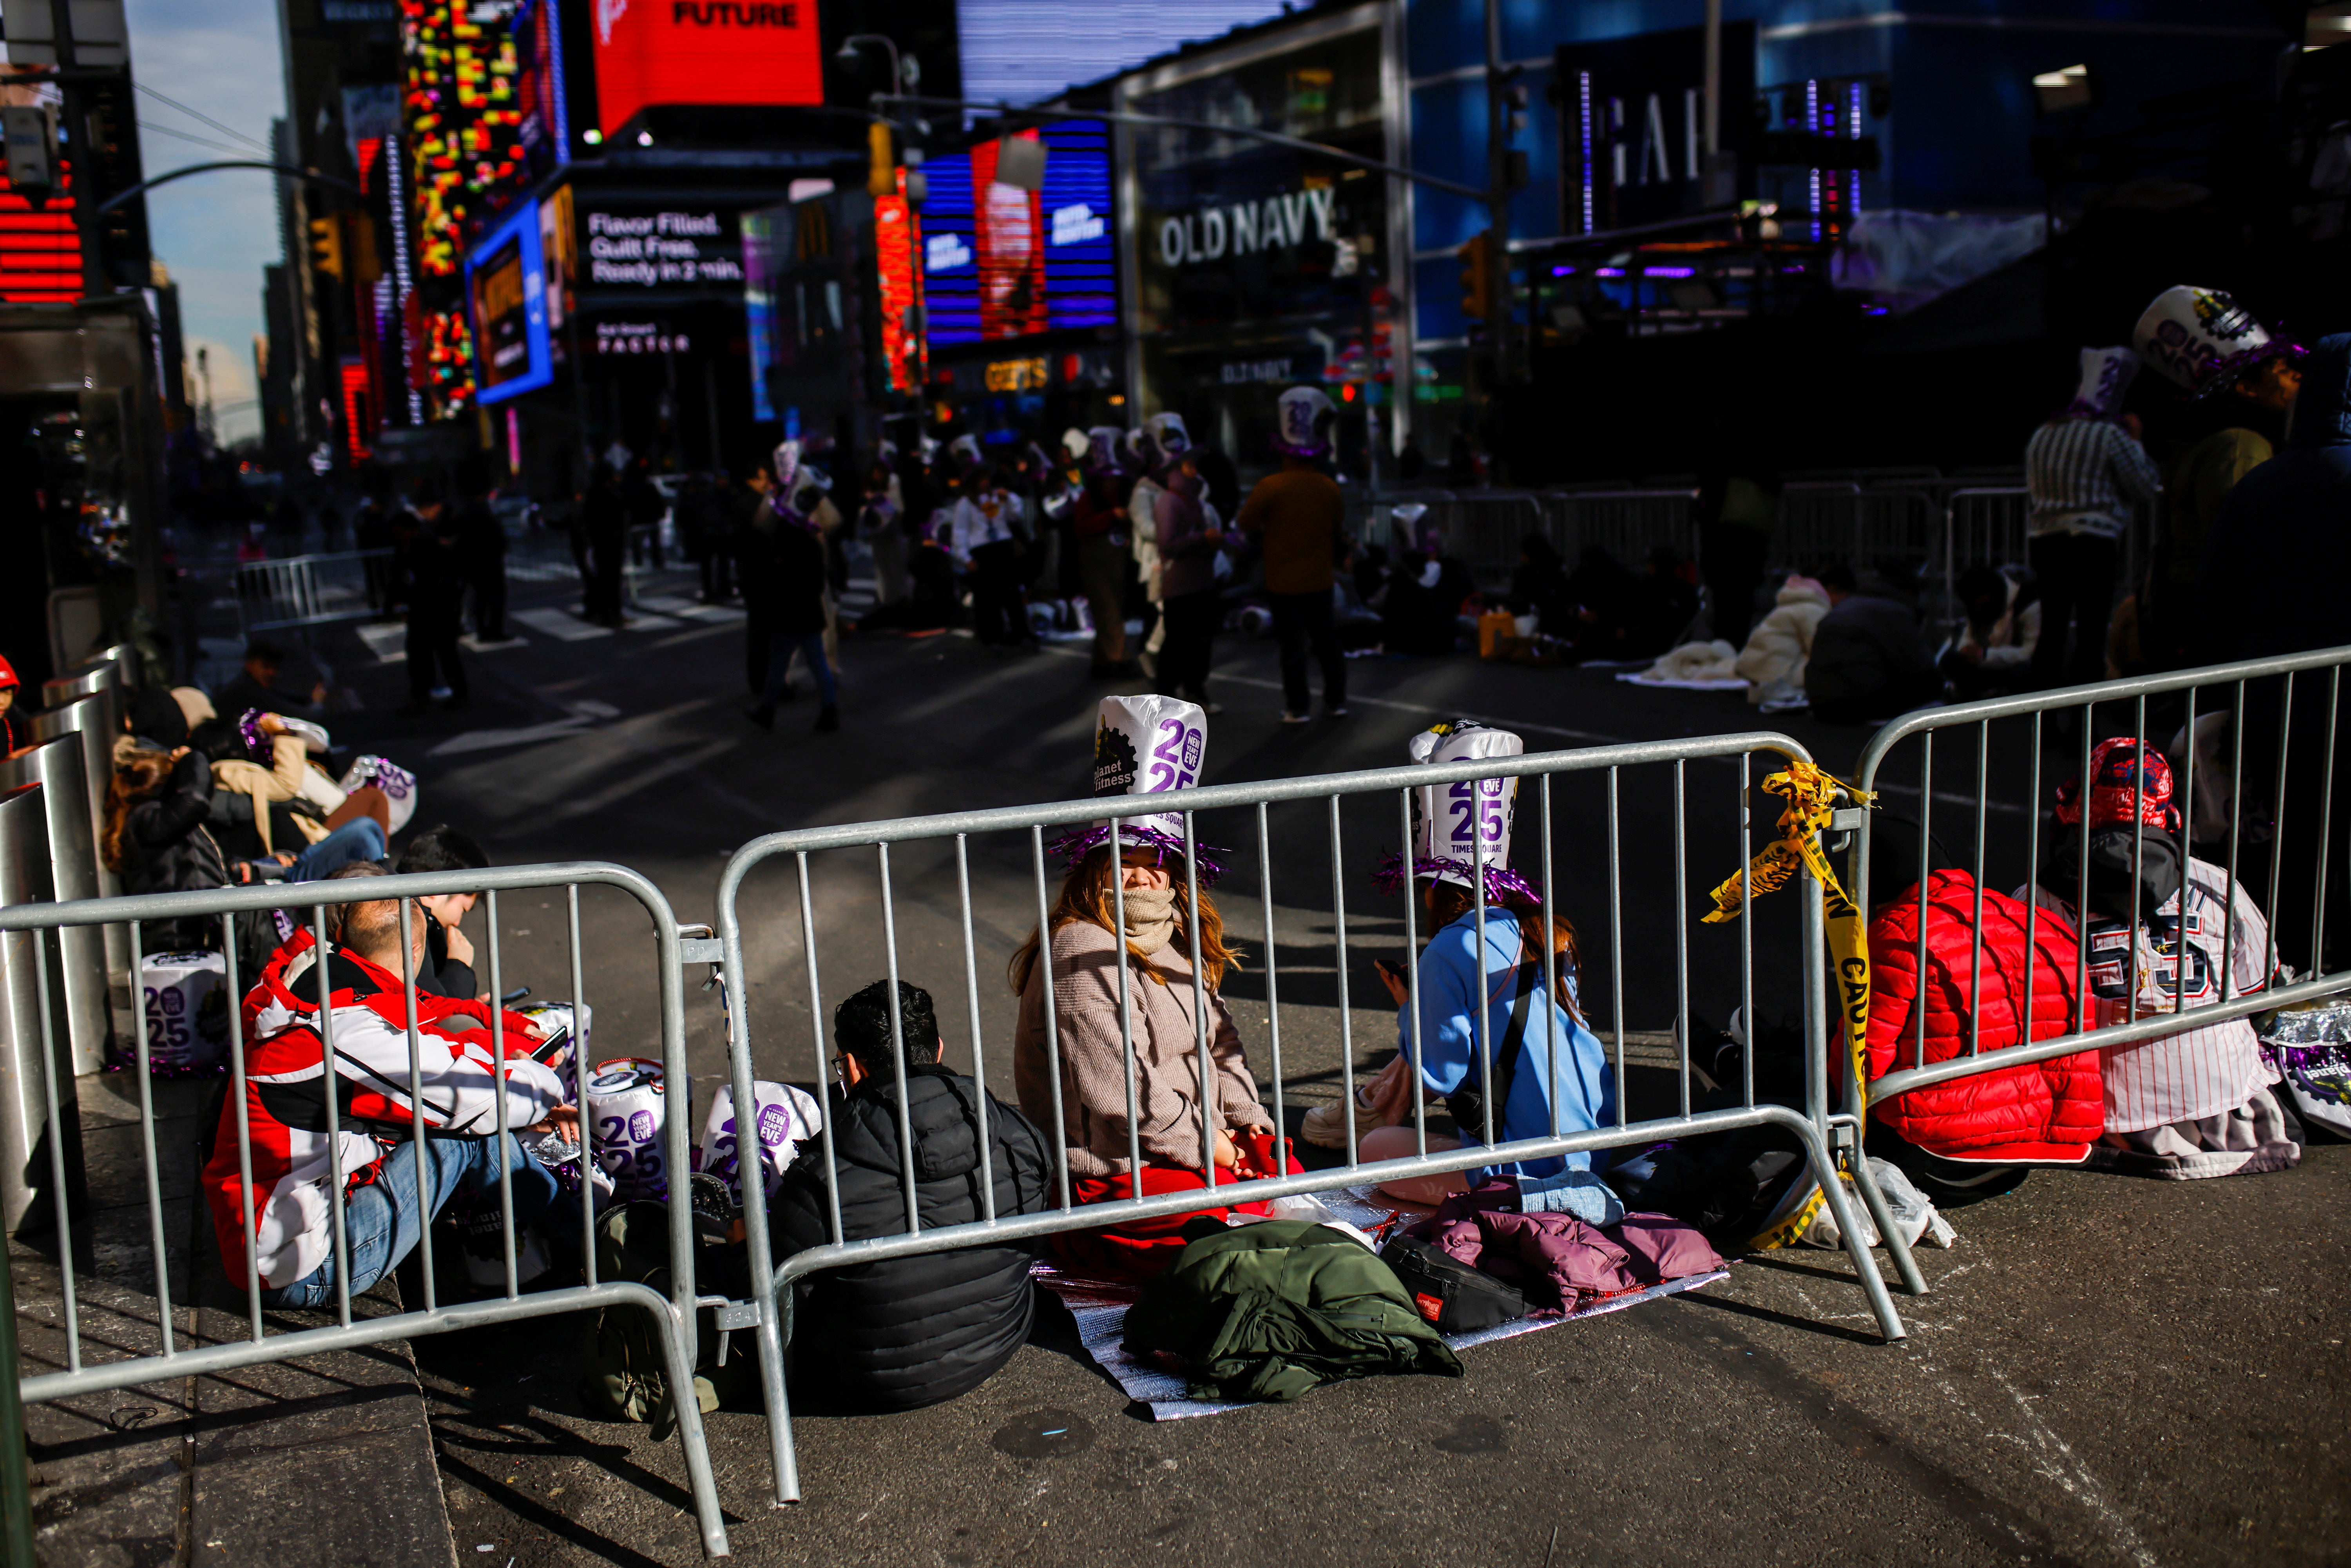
[124,0,285,447]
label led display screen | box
[589,0,824,137]
[922,118,1116,349]
[466,201,552,404]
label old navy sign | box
[1156,186,1335,268]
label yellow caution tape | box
[1703,760,1877,1123]
[1747,1181,1829,1253]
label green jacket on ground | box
[1123,1222,1464,1402]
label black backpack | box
[1378,1234,1529,1334]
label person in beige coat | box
[1010,840,1293,1277]
[1734,575,1832,706]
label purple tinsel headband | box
[237,708,271,762]
[1049,821,1227,885]
[1370,851,1543,906]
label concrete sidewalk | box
[17,1072,457,1568]
[402,1140,2351,1567]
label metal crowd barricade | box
[1943,487,2033,572]
[717,731,1914,1506]
[0,864,734,1559]
[1554,488,1696,566]
[235,549,395,636]
[1849,646,2351,1303]
[1775,485,1938,572]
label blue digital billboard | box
[922,118,1117,350]
[466,200,553,406]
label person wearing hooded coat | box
[2197,330,2351,973]
[764,980,1052,1411]
[1152,448,1225,707]
[2138,288,2301,668]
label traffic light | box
[1,105,57,208]
[308,216,344,281]
[867,119,895,198]
[1458,229,1493,322]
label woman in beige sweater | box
[1010,842,1292,1277]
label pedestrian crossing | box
[633,593,744,624]
[511,608,613,641]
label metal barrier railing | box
[235,549,396,636]
[717,731,1916,1505]
[1344,489,1700,594]
[0,863,734,1558]
[1776,484,1939,572]
[1943,487,2032,577]
[1849,646,2351,1305]
[1554,488,1697,570]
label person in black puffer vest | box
[770,978,1053,1411]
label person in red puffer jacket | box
[1853,866,2104,1191]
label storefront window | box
[1127,25,1391,480]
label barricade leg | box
[1802,867,1908,1341]
[1791,1116,1907,1342]
[0,1212,34,1564]
[1842,1119,1929,1296]
[646,1295,733,1555]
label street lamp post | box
[837,34,909,110]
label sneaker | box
[1326,704,1349,719]
[1299,1101,1355,1150]
[745,705,775,731]
[813,704,840,733]
[1282,710,1311,725]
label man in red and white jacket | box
[204,864,574,1304]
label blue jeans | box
[261,1132,556,1308]
[763,630,836,707]
[286,817,387,883]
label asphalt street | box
[306,563,2346,1566]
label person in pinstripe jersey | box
[2024,347,2162,690]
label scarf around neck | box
[1115,885,1179,956]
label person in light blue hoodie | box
[1353,722,1621,1222]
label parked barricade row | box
[0,862,734,1557]
[1775,485,1939,574]
[233,549,396,636]
[1849,645,2351,1303]
[27,651,2344,1541]
[715,731,1914,1506]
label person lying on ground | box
[762,979,1052,1411]
[204,862,571,1304]
[395,823,491,999]
[1010,841,1297,1279]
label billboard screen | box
[923,118,1116,350]
[467,201,552,404]
[589,0,824,137]
[578,198,746,293]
